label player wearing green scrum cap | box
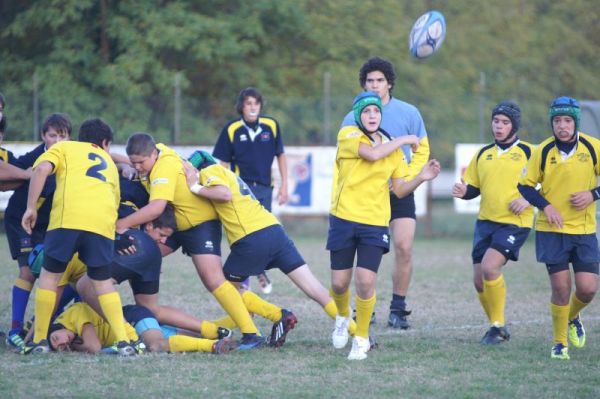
[519,96,600,360]
[329,92,440,360]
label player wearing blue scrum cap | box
[331,92,440,360]
[453,101,534,346]
[519,96,600,360]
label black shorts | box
[390,192,416,220]
[4,215,46,265]
[112,263,159,296]
[164,220,222,256]
[536,232,600,274]
[223,225,305,282]
[471,220,530,264]
[44,229,114,268]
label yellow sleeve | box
[463,152,480,188]
[336,126,362,160]
[200,165,230,188]
[391,152,409,180]
[148,157,180,202]
[520,146,543,187]
[406,136,430,181]
[33,143,61,173]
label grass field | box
[1,204,600,398]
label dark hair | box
[235,87,263,115]
[0,92,6,108]
[359,57,396,93]
[151,204,177,231]
[126,133,156,156]
[0,116,5,134]
[42,113,72,137]
[78,118,113,147]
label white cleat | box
[347,336,370,360]
[332,316,350,349]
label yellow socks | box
[212,282,258,335]
[98,292,128,342]
[200,320,220,339]
[550,303,569,346]
[483,275,506,326]
[209,316,238,330]
[33,288,56,343]
[331,289,351,318]
[15,277,33,291]
[168,335,216,353]
[242,290,282,322]
[355,293,376,339]
[477,291,491,322]
[568,293,589,321]
[324,299,356,336]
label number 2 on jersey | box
[86,153,108,182]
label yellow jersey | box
[144,144,217,231]
[199,164,278,244]
[464,140,534,228]
[34,141,119,239]
[55,303,138,346]
[58,253,87,287]
[330,126,407,226]
[521,132,600,234]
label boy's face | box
[42,127,70,149]
[242,96,261,123]
[360,104,382,133]
[364,71,391,104]
[129,150,158,177]
[492,114,513,143]
[552,115,576,142]
[144,224,174,245]
[50,328,76,351]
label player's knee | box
[473,278,484,293]
[18,266,36,282]
[393,241,412,261]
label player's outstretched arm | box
[182,161,232,202]
[392,159,441,199]
[358,135,418,162]
[22,161,52,234]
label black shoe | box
[388,309,411,329]
[238,333,266,351]
[217,327,233,340]
[481,325,510,345]
[22,339,51,355]
[268,309,297,348]
[352,309,376,325]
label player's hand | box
[277,186,288,206]
[115,233,136,255]
[120,164,138,180]
[21,208,37,235]
[452,178,467,199]
[419,159,441,181]
[543,204,563,229]
[182,161,199,187]
[396,135,420,152]
[509,197,530,215]
[570,191,594,211]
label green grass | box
[1,213,600,398]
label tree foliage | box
[1,0,600,165]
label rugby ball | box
[409,10,446,59]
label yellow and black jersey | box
[145,144,217,231]
[464,140,534,228]
[199,164,278,245]
[521,132,600,234]
[330,126,407,227]
[57,253,87,287]
[34,141,119,239]
[54,303,138,346]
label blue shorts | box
[326,214,390,254]
[536,232,600,274]
[4,215,46,265]
[223,224,305,282]
[164,220,222,256]
[44,229,114,269]
[471,220,530,263]
[390,192,416,220]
